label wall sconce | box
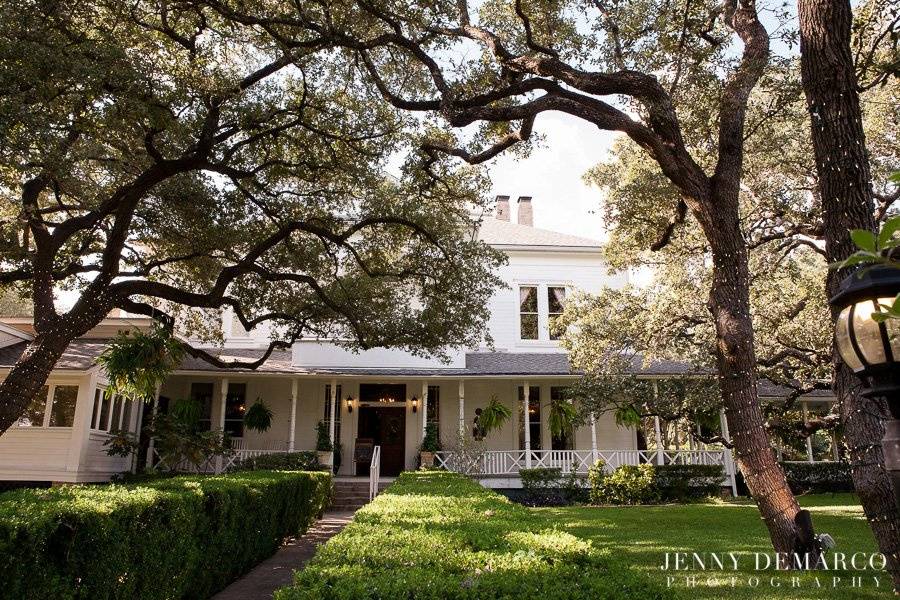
[411,396,418,413]
[345,395,354,413]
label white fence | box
[434,449,737,492]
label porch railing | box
[369,445,381,501]
[433,449,736,490]
[148,447,287,474]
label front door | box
[357,406,406,476]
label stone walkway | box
[213,511,355,600]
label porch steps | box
[330,479,391,511]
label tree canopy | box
[0,0,505,433]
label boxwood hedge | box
[275,471,672,600]
[0,470,331,600]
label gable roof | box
[477,217,602,249]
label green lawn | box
[537,494,890,599]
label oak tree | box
[0,1,504,433]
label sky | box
[484,109,620,242]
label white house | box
[0,196,833,488]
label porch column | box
[216,378,229,473]
[329,378,337,450]
[131,392,147,474]
[719,408,738,497]
[458,380,465,435]
[654,415,663,465]
[802,401,814,463]
[589,412,598,464]
[146,386,161,470]
[421,380,429,443]
[288,378,298,452]
[523,381,531,468]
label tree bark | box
[0,294,113,434]
[798,0,900,588]
[705,190,802,557]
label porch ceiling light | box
[411,396,418,413]
[830,265,900,511]
[346,395,354,413]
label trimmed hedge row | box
[275,471,672,600]
[781,461,854,493]
[0,470,332,600]
[588,462,724,505]
[228,451,322,472]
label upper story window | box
[518,284,568,342]
[548,287,566,340]
[519,286,539,340]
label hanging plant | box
[478,395,512,437]
[549,398,579,439]
[170,397,202,428]
[97,325,183,400]
[244,399,273,433]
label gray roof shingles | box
[0,340,833,399]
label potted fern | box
[420,422,441,468]
[244,399,273,433]
[315,421,333,468]
[478,395,512,438]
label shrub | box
[0,470,331,600]
[275,471,671,600]
[654,464,724,501]
[781,461,854,494]
[420,422,441,453]
[315,421,332,452]
[518,467,586,506]
[587,459,607,504]
[590,463,659,505]
[228,451,322,472]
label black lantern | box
[411,396,418,413]
[830,265,900,507]
[345,395,354,414]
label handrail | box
[369,445,381,501]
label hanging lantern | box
[830,265,900,509]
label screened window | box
[548,287,567,340]
[97,392,112,431]
[426,385,440,439]
[109,395,123,431]
[17,385,49,427]
[47,385,78,427]
[121,400,133,432]
[550,386,574,450]
[519,286,539,340]
[324,384,342,444]
[91,389,102,429]
[224,383,246,437]
[518,386,541,450]
[191,383,214,431]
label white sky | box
[484,112,619,242]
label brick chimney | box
[517,196,533,226]
[495,195,510,221]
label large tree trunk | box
[798,0,900,588]
[706,205,801,556]
[0,292,113,434]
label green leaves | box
[478,395,512,437]
[850,229,877,253]
[97,325,184,401]
[834,215,900,271]
[244,400,274,433]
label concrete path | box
[213,511,354,600]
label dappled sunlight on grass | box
[536,493,889,600]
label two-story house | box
[0,196,784,489]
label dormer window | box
[518,284,568,342]
[519,286,539,340]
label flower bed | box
[0,470,331,600]
[275,471,671,600]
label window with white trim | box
[548,287,567,340]
[15,384,78,428]
[519,286,539,340]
